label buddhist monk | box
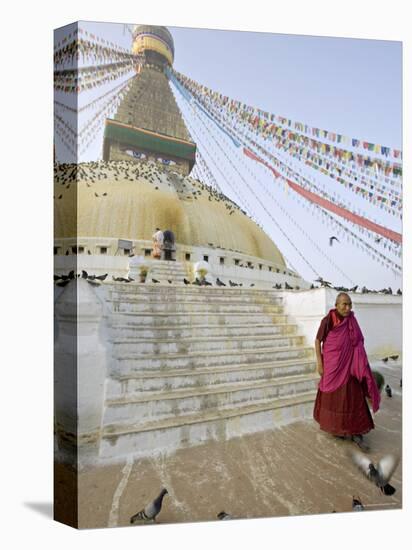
[313,293,380,451]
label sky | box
[54,20,402,289]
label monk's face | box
[336,295,352,317]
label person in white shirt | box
[152,228,164,259]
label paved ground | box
[55,363,402,529]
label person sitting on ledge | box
[313,292,381,451]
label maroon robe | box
[313,310,374,436]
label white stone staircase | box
[145,260,188,285]
[100,284,318,459]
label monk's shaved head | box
[335,292,351,305]
[335,292,352,317]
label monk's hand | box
[317,362,324,376]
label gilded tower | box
[102,25,196,176]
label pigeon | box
[396,289,402,296]
[352,496,364,511]
[315,277,332,288]
[81,270,88,279]
[53,274,62,281]
[385,384,392,398]
[95,273,108,281]
[152,279,160,284]
[229,280,236,287]
[167,279,172,284]
[130,488,168,523]
[204,280,212,286]
[382,357,389,363]
[329,236,340,246]
[217,511,233,520]
[216,278,226,287]
[285,281,293,290]
[349,285,358,292]
[400,378,402,388]
[389,355,399,361]
[250,283,255,287]
[192,278,201,286]
[183,278,190,285]
[350,450,399,495]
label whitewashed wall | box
[281,287,402,361]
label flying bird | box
[350,450,399,495]
[385,385,392,398]
[352,496,364,511]
[217,511,233,520]
[315,277,332,288]
[130,488,168,523]
[329,236,340,246]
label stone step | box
[111,311,289,326]
[103,374,318,426]
[99,391,317,459]
[109,290,284,306]
[146,264,187,275]
[109,284,283,298]
[111,300,284,314]
[147,268,187,276]
[110,334,305,355]
[113,345,314,372]
[110,322,298,340]
[106,358,316,397]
